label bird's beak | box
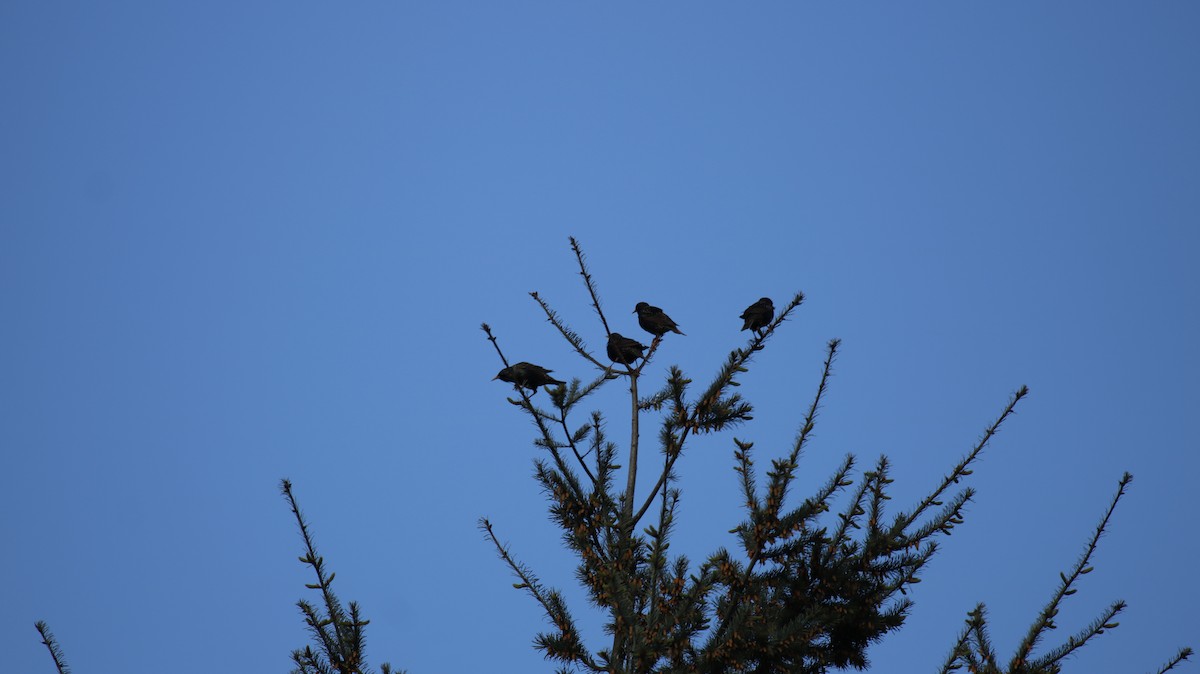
[491,375,499,380]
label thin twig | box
[1152,648,1194,674]
[1009,472,1133,669]
[281,479,348,665]
[771,338,839,516]
[480,518,604,673]
[896,386,1029,533]
[936,607,977,674]
[480,518,557,617]
[35,621,71,674]
[528,293,610,371]
[569,236,612,337]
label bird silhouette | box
[607,332,647,365]
[740,297,775,332]
[634,302,685,337]
[493,362,565,394]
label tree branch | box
[895,386,1028,533]
[35,621,71,674]
[1009,472,1133,669]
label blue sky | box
[2,3,1197,672]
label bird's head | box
[634,302,649,313]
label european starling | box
[740,297,775,332]
[607,332,647,365]
[634,302,685,337]
[493,362,565,394]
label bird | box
[607,332,647,365]
[493,362,565,394]
[634,302,685,337]
[740,297,774,332]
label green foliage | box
[483,238,1191,674]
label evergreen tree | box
[28,239,1191,673]
[482,237,1191,674]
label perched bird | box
[634,302,685,337]
[607,332,647,365]
[493,362,565,394]
[740,297,775,332]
